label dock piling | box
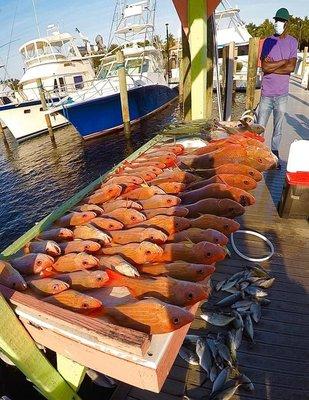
[188,0,207,120]
[301,46,308,79]
[223,41,235,121]
[116,50,131,139]
[36,78,55,143]
[205,14,214,120]
[181,28,192,121]
[246,37,260,112]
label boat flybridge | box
[0,25,95,141]
[214,0,262,89]
[48,0,178,140]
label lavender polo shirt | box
[260,35,298,97]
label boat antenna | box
[31,0,41,37]
[3,0,20,81]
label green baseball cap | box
[274,8,291,21]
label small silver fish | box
[215,341,233,367]
[244,314,254,342]
[201,312,235,327]
[196,337,213,376]
[210,379,241,400]
[215,292,243,307]
[227,330,237,362]
[179,346,199,365]
[250,302,262,323]
[231,300,253,309]
[234,327,243,349]
[245,285,267,298]
[238,373,255,391]
[212,367,229,394]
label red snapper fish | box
[179,144,277,171]
[11,253,54,275]
[86,184,122,204]
[120,185,165,200]
[104,269,209,307]
[185,174,257,191]
[138,194,181,210]
[102,241,163,264]
[131,215,191,235]
[180,183,256,206]
[155,241,227,264]
[100,200,142,213]
[58,240,101,254]
[37,228,73,242]
[55,211,96,227]
[24,240,61,257]
[101,208,146,226]
[44,289,102,312]
[27,277,69,295]
[137,261,215,282]
[190,214,240,235]
[52,252,99,272]
[194,163,262,182]
[0,260,27,290]
[168,228,228,246]
[108,227,168,245]
[89,298,194,335]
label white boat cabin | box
[18,26,95,101]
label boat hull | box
[60,84,178,139]
[0,100,68,141]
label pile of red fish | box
[0,130,277,335]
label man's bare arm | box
[273,58,297,75]
[261,58,287,74]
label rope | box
[3,0,20,81]
[230,229,275,262]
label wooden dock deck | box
[112,78,309,399]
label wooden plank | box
[0,294,82,400]
[246,37,260,111]
[57,354,86,391]
[0,284,150,356]
[188,0,207,120]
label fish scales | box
[186,199,245,218]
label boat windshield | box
[98,57,150,79]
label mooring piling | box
[116,50,131,139]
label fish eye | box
[82,213,87,218]
[108,189,113,193]
[82,302,89,308]
[244,180,249,185]
[52,284,59,290]
[206,252,211,257]
[249,171,254,176]
[85,245,90,250]
[131,216,136,220]
[258,158,262,163]
[12,282,16,288]
[167,199,172,204]
[224,224,229,229]
[173,317,180,325]
[108,224,114,228]
[82,260,88,266]
[145,250,151,255]
[37,260,42,266]
[214,238,219,243]
[96,276,103,281]
[187,293,193,300]
[197,269,204,275]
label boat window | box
[237,45,249,56]
[59,77,66,91]
[26,43,36,58]
[0,96,12,105]
[97,62,117,79]
[125,59,142,74]
[74,75,84,90]
[53,79,59,92]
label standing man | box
[258,8,298,164]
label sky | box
[0,0,308,79]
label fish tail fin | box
[105,268,129,287]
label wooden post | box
[181,28,191,121]
[57,354,86,391]
[205,14,214,120]
[246,37,260,111]
[0,294,82,400]
[221,46,227,93]
[116,50,131,139]
[36,78,55,142]
[188,0,207,120]
[301,46,308,79]
[223,42,235,121]
[232,46,238,103]
[178,49,184,105]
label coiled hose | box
[230,230,275,262]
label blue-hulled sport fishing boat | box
[49,0,178,140]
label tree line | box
[246,17,309,49]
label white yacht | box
[0,25,95,141]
